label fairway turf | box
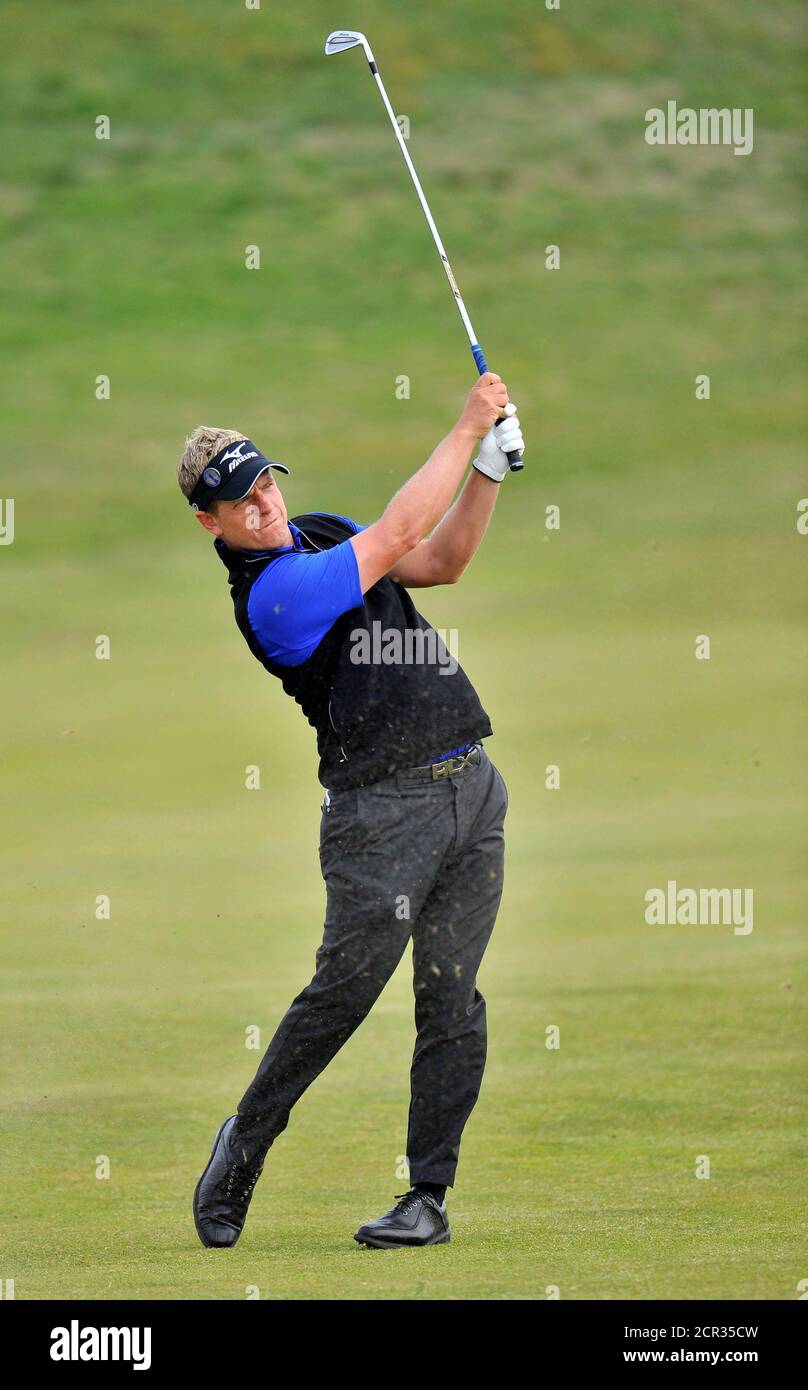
[1,0,806,1299]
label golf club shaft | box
[364,50,524,472]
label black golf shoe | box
[354,1189,451,1249]
[193,1115,263,1249]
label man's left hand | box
[472,404,525,483]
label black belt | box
[401,743,483,782]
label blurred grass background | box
[1,0,805,1299]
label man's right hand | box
[458,372,510,439]
[350,372,512,595]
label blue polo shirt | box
[246,513,473,766]
[247,515,366,667]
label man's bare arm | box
[387,468,500,587]
[350,373,509,594]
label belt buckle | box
[431,759,452,780]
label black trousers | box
[233,745,508,1188]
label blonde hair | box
[177,425,246,503]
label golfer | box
[181,374,523,1248]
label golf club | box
[324,29,524,472]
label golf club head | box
[324,30,373,60]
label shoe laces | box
[224,1160,260,1209]
[392,1189,423,1214]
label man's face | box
[195,471,291,551]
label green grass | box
[0,0,806,1299]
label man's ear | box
[195,509,222,537]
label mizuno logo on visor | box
[220,442,259,472]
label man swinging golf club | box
[181,374,523,1248]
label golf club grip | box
[503,437,524,471]
[470,342,524,472]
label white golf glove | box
[472,402,524,482]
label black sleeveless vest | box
[215,512,493,790]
